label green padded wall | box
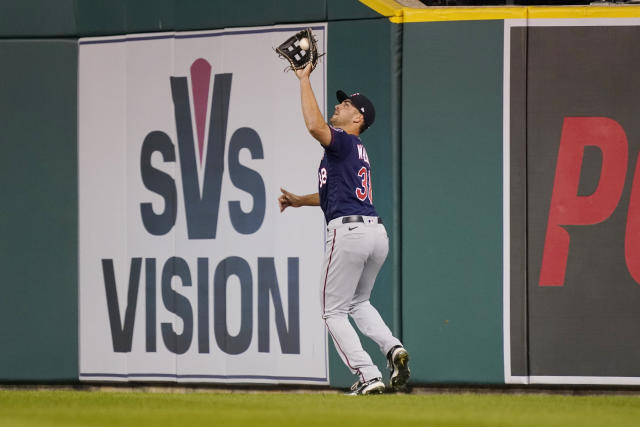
[0,0,390,385]
[0,40,78,380]
[401,20,504,384]
[327,18,400,388]
[0,0,380,37]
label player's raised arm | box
[274,28,330,146]
[296,63,331,147]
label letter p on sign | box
[539,117,628,286]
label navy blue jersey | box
[318,127,378,223]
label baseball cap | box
[336,90,375,132]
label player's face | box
[330,100,363,128]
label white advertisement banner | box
[78,24,328,384]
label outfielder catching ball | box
[277,29,410,396]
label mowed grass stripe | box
[1,390,640,427]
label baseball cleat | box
[387,346,410,390]
[345,377,385,395]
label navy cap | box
[336,90,375,132]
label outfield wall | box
[402,19,505,384]
[507,19,640,385]
[0,0,394,386]
[2,0,640,387]
[0,39,78,381]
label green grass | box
[1,390,640,427]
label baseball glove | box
[275,28,324,72]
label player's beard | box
[330,108,358,129]
[329,111,343,127]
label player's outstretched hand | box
[295,62,313,80]
[279,188,301,212]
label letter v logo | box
[170,58,232,239]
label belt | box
[341,215,383,224]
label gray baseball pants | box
[320,215,402,382]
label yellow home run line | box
[360,0,640,22]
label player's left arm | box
[279,188,320,212]
[296,63,331,147]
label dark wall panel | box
[0,0,77,37]
[525,25,640,377]
[0,40,78,380]
[509,26,529,379]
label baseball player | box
[279,62,410,395]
